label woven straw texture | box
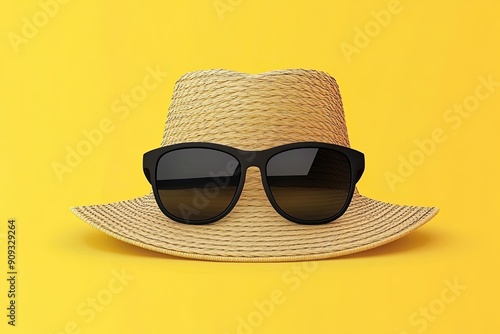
[71,69,438,262]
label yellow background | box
[1,0,499,333]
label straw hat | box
[71,69,438,262]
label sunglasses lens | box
[156,148,241,223]
[266,148,352,222]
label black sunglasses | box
[143,142,364,225]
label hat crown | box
[161,69,351,150]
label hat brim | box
[71,192,438,262]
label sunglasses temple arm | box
[143,152,154,184]
[356,167,364,183]
[143,168,152,184]
[355,154,365,183]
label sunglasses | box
[143,142,364,225]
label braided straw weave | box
[71,69,438,262]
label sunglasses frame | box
[143,142,365,225]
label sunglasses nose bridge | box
[238,150,264,169]
[237,150,267,176]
